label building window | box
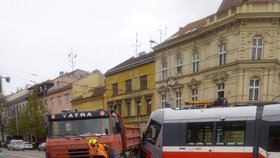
[176,56,183,75]
[249,77,260,100]
[112,83,118,96]
[191,89,198,101]
[216,121,245,146]
[146,99,152,114]
[187,123,213,145]
[192,52,199,73]
[116,103,122,116]
[64,93,71,104]
[252,37,263,60]
[50,97,54,106]
[140,75,147,89]
[218,43,226,66]
[135,101,141,117]
[57,95,62,106]
[125,79,132,93]
[217,83,225,98]
[162,61,168,80]
[161,94,167,108]
[176,91,181,108]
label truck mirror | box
[142,133,145,145]
[105,128,109,135]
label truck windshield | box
[49,118,110,137]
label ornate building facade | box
[153,0,280,108]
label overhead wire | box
[1,26,280,95]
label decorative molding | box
[144,94,153,100]
[124,98,132,103]
[172,82,184,91]
[219,36,226,43]
[157,85,169,94]
[192,46,198,52]
[134,96,142,102]
[161,55,167,64]
[211,71,229,84]
[187,79,201,90]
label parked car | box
[7,141,11,150]
[38,142,45,151]
[24,142,33,150]
[0,149,3,158]
[9,140,24,151]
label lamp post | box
[0,76,10,143]
[0,76,10,94]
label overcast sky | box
[0,0,222,95]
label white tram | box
[140,104,280,158]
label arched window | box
[251,37,263,60]
[249,77,260,100]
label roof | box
[152,106,258,123]
[53,69,89,80]
[217,0,272,12]
[167,18,207,42]
[162,0,274,46]
[105,52,155,76]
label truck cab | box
[46,110,140,158]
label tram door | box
[267,125,280,158]
[263,106,280,158]
[141,119,162,158]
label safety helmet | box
[88,138,98,147]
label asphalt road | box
[0,148,45,158]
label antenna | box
[68,48,77,71]
[132,32,141,57]
[157,26,162,43]
[165,26,167,40]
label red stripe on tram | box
[162,151,266,158]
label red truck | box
[45,110,141,158]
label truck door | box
[141,119,162,158]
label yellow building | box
[153,0,280,108]
[72,70,105,111]
[104,52,155,127]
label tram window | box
[186,123,213,145]
[216,121,245,145]
[268,126,280,152]
[144,119,162,145]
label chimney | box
[138,51,146,57]
[59,71,64,76]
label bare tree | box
[0,94,8,143]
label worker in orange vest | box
[88,138,109,158]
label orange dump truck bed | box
[122,125,141,150]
